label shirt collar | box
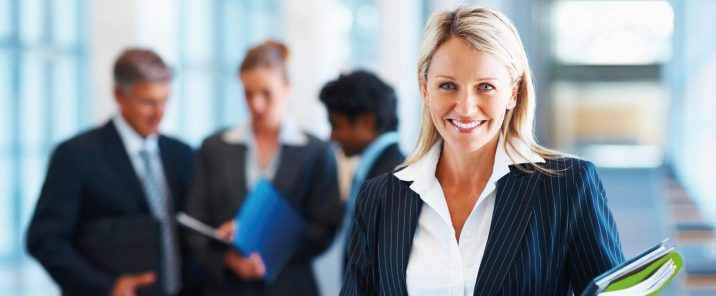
[394,135,545,195]
[113,115,159,156]
[353,131,400,182]
[222,118,309,146]
[393,138,441,195]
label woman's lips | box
[448,119,486,132]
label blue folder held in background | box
[233,178,308,283]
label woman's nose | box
[454,91,478,115]
[249,96,267,113]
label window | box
[552,0,673,65]
[167,0,284,146]
[0,0,89,261]
[550,0,673,167]
[342,0,379,69]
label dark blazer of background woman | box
[186,129,343,296]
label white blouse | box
[394,137,544,296]
[221,118,308,190]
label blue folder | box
[232,178,308,283]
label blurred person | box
[341,6,625,295]
[318,70,404,270]
[26,48,199,296]
[184,40,342,296]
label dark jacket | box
[26,121,198,296]
[341,157,625,295]
[185,128,343,296]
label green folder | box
[602,251,683,295]
[581,239,684,296]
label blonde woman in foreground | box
[340,6,624,296]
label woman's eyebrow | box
[434,74,456,80]
[434,74,500,81]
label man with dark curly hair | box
[319,70,405,270]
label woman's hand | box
[216,219,266,280]
[215,220,236,242]
[224,251,266,280]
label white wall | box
[283,0,350,138]
[88,0,136,123]
[376,0,423,153]
[88,0,179,125]
[283,0,428,150]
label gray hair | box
[113,48,172,91]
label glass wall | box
[549,0,673,168]
[166,0,284,146]
[0,0,89,262]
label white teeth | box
[451,120,481,129]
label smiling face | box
[421,37,517,154]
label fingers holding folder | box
[177,179,308,283]
[224,251,266,281]
[215,220,237,242]
[215,219,267,281]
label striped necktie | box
[139,149,181,294]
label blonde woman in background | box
[341,6,624,296]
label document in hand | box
[233,178,308,283]
[176,212,231,244]
[580,239,683,296]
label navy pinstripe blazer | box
[340,157,625,295]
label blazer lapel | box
[158,137,180,209]
[473,167,542,295]
[384,178,423,295]
[101,121,147,210]
[224,144,248,216]
[271,145,304,201]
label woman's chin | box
[442,133,497,155]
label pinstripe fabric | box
[340,157,625,296]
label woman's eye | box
[478,83,495,91]
[438,82,456,90]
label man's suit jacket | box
[341,157,625,295]
[365,143,405,180]
[26,121,196,296]
[185,130,343,296]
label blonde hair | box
[403,5,562,174]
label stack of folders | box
[581,239,683,296]
[177,178,307,283]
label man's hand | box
[109,271,156,296]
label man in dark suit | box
[318,70,405,271]
[319,70,404,181]
[26,48,197,296]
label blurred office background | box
[1,0,715,295]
